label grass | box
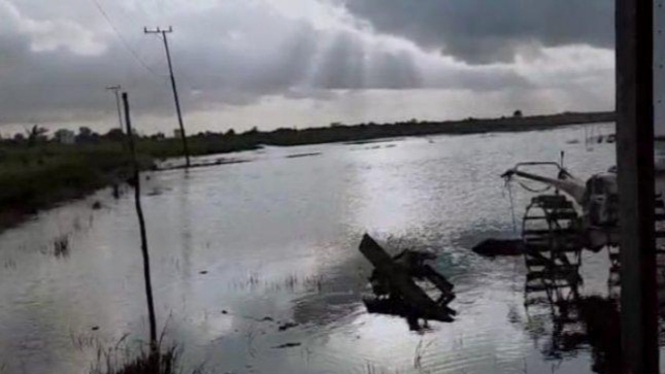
[0,135,262,230]
[89,342,205,374]
[0,142,145,230]
[135,136,258,160]
[53,234,70,258]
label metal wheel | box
[522,195,584,356]
[523,194,583,308]
[523,195,582,265]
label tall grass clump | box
[89,343,204,374]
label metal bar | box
[122,92,158,347]
[616,0,658,371]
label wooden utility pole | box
[144,26,191,167]
[122,92,158,347]
[106,85,123,133]
[616,0,658,372]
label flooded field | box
[0,123,642,374]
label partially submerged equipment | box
[473,157,665,258]
[358,234,456,323]
[472,238,524,258]
[501,160,623,251]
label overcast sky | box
[0,0,614,135]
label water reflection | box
[519,228,665,374]
[1,125,625,374]
[521,245,621,374]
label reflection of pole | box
[122,92,158,348]
[106,85,124,133]
[616,0,657,372]
[144,26,190,167]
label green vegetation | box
[0,141,131,228]
[246,111,614,146]
[90,343,203,374]
[0,127,265,230]
[135,135,259,159]
[0,123,264,229]
[0,111,614,230]
[175,111,614,150]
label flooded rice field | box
[1,123,647,374]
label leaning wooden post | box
[616,0,658,371]
[122,92,158,348]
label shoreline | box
[239,111,615,147]
[0,111,614,232]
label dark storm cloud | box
[2,0,441,124]
[0,0,529,125]
[0,34,170,123]
[0,0,341,123]
[341,0,614,64]
[0,0,611,129]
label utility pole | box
[144,26,190,167]
[616,0,658,372]
[106,85,123,133]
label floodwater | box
[0,123,641,374]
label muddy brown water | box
[1,123,654,374]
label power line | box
[89,0,166,79]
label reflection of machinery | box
[525,274,583,358]
[523,266,621,374]
[523,253,623,374]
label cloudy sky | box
[0,0,614,135]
